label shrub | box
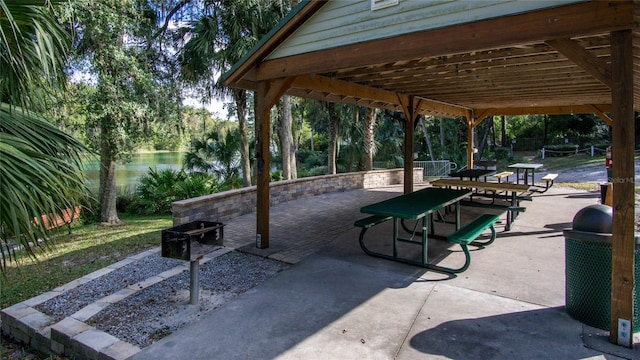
[297,149,326,168]
[492,147,511,160]
[271,170,283,182]
[298,166,328,178]
[127,169,220,215]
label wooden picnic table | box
[508,163,543,185]
[430,178,531,231]
[357,187,471,272]
[449,168,495,181]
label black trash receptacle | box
[563,204,640,331]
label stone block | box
[30,325,51,354]
[51,317,92,342]
[98,340,141,360]
[71,301,111,322]
[72,329,119,360]
[53,277,92,292]
[1,303,36,324]
[83,267,116,280]
[101,288,136,304]
[17,311,54,337]
[22,291,62,307]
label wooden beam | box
[588,104,614,125]
[474,109,493,123]
[292,74,400,106]
[265,77,296,110]
[414,96,469,118]
[473,104,613,117]
[291,74,469,118]
[545,38,612,88]
[609,29,635,348]
[256,1,632,81]
[471,116,487,129]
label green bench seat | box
[354,215,392,229]
[354,215,393,258]
[449,214,500,245]
[445,214,500,273]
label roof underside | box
[225,0,640,119]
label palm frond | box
[0,0,70,109]
[0,104,89,271]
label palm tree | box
[0,0,89,271]
[178,0,289,187]
[183,127,243,188]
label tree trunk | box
[543,114,548,146]
[346,105,358,172]
[439,118,445,148]
[362,107,376,170]
[501,115,507,147]
[279,95,295,180]
[99,120,121,224]
[419,116,435,160]
[490,116,496,147]
[234,89,252,186]
[477,117,492,159]
[326,102,338,174]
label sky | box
[183,96,228,118]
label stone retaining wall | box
[172,168,423,225]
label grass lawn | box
[536,153,606,170]
[0,213,172,309]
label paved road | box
[552,159,640,185]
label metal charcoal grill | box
[161,221,224,304]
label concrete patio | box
[131,184,639,359]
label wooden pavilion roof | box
[222,2,638,343]
[225,0,639,120]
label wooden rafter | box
[546,38,612,88]
[588,104,614,125]
[291,74,469,118]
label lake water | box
[84,152,185,192]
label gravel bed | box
[36,253,185,322]
[87,251,288,348]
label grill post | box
[190,260,199,305]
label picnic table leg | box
[421,216,428,266]
[506,191,518,231]
[393,218,399,259]
[455,202,461,230]
[429,213,435,236]
[531,169,535,186]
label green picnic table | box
[357,187,471,272]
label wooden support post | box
[255,81,271,249]
[399,95,420,194]
[609,29,635,348]
[466,111,475,169]
[254,78,294,249]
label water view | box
[84,152,185,192]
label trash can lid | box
[572,204,613,233]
